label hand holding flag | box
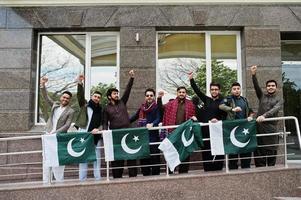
[158,120,203,172]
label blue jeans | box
[79,141,101,181]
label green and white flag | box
[158,120,203,172]
[42,132,96,167]
[209,119,257,155]
[102,127,150,161]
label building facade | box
[0,3,300,145]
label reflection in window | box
[38,35,85,123]
[157,33,239,103]
[89,35,118,105]
[210,35,237,96]
[37,33,119,124]
[158,33,205,103]
[281,40,301,161]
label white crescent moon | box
[181,127,194,147]
[121,133,142,154]
[67,138,86,157]
[230,126,250,148]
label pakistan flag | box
[102,127,150,161]
[209,119,257,155]
[42,132,96,167]
[158,120,203,172]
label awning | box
[47,35,117,66]
[158,33,237,59]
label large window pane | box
[157,33,205,103]
[282,40,301,161]
[211,35,237,96]
[89,35,118,105]
[38,35,85,123]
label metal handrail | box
[0,116,299,184]
[1,116,299,147]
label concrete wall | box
[0,167,300,200]
[0,5,300,131]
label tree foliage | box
[160,58,237,97]
[91,82,116,106]
[282,72,301,133]
[195,60,237,97]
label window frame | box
[35,32,120,125]
[156,31,242,97]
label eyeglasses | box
[210,88,219,91]
[145,94,154,97]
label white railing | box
[0,116,300,185]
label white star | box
[242,128,249,135]
[80,138,85,143]
[133,135,139,142]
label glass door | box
[281,39,301,162]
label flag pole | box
[166,162,169,177]
[106,161,110,181]
[49,168,52,184]
[225,155,229,173]
[282,119,288,168]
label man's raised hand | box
[129,70,135,78]
[40,76,48,87]
[250,65,257,75]
[158,91,164,98]
[77,74,85,84]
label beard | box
[211,94,219,99]
[112,97,119,103]
[178,95,185,100]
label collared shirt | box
[51,106,66,133]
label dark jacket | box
[190,78,227,122]
[252,75,283,120]
[130,105,161,142]
[219,95,252,120]
[252,74,283,149]
[103,77,134,130]
[75,83,102,129]
[75,83,103,145]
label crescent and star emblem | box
[67,137,86,157]
[230,126,250,148]
[121,133,142,154]
[181,127,194,147]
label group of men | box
[40,65,283,182]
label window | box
[157,31,241,103]
[36,33,119,124]
[281,38,301,162]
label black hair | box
[231,82,241,88]
[210,82,221,89]
[62,91,72,98]
[266,80,277,87]
[106,88,119,99]
[144,88,155,96]
[176,86,187,92]
[92,91,102,96]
